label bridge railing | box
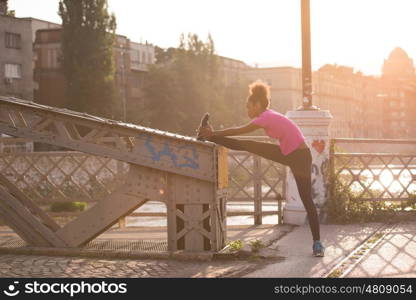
[5,137,415,228]
[226,136,286,225]
[329,138,416,203]
[0,136,287,226]
[0,150,129,204]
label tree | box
[58,0,120,119]
[143,33,248,136]
[154,46,177,65]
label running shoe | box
[312,240,325,257]
[196,112,210,141]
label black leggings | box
[209,136,320,241]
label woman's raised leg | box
[208,136,291,166]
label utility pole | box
[120,45,127,122]
[285,0,332,226]
[298,0,319,110]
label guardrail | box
[226,136,286,225]
[0,136,286,226]
[6,137,414,228]
[0,151,129,204]
[329,138,416,202]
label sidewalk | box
[243,222,385,277]
[243,218,416,278]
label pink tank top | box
[250,108,305,155]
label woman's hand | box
[197,125,214,138]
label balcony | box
[131,61,149,72]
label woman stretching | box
[197,80,325,257]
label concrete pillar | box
[283,110,333,225]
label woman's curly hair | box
[247,80,270,109]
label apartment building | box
[0,3,59,100]
[379,48,416,138]
[34,28,155,122]
[0,1,59,151]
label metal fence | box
[0,151,129,204]
[226,136,286,225]
[4,137,415,228]
[0,136,287,226]
[330,138,416,202]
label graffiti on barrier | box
[312,139,325,154]
[140,134,200,169]
[311,157,329,206]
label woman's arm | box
[200,122,262,138]
[213,122,262,136]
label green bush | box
[227,240,243,252]
[324,174,410,224]
[249,239,265,253]
[50,201,87,212]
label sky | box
[9,0,416,76]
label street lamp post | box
[285,0,332,226]
[298,0,319,111]
[120,46,127,122]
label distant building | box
[382,47,415,80]
[34,28,155,122]
[313,64,382,138]
[112,37,155,121]
[0,4,59,100]
[218,56,249,86]
[378,88,415,138]
[0,15,33,100]
[33,28,65,108]
[0,1,59,152]
[130,41,155,72]
[379,48,416,138]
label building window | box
[41,49,60,69]
[130,50,140,69]
[5,32,21,49]
[4,63,22,78]
[47,49,59,69]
